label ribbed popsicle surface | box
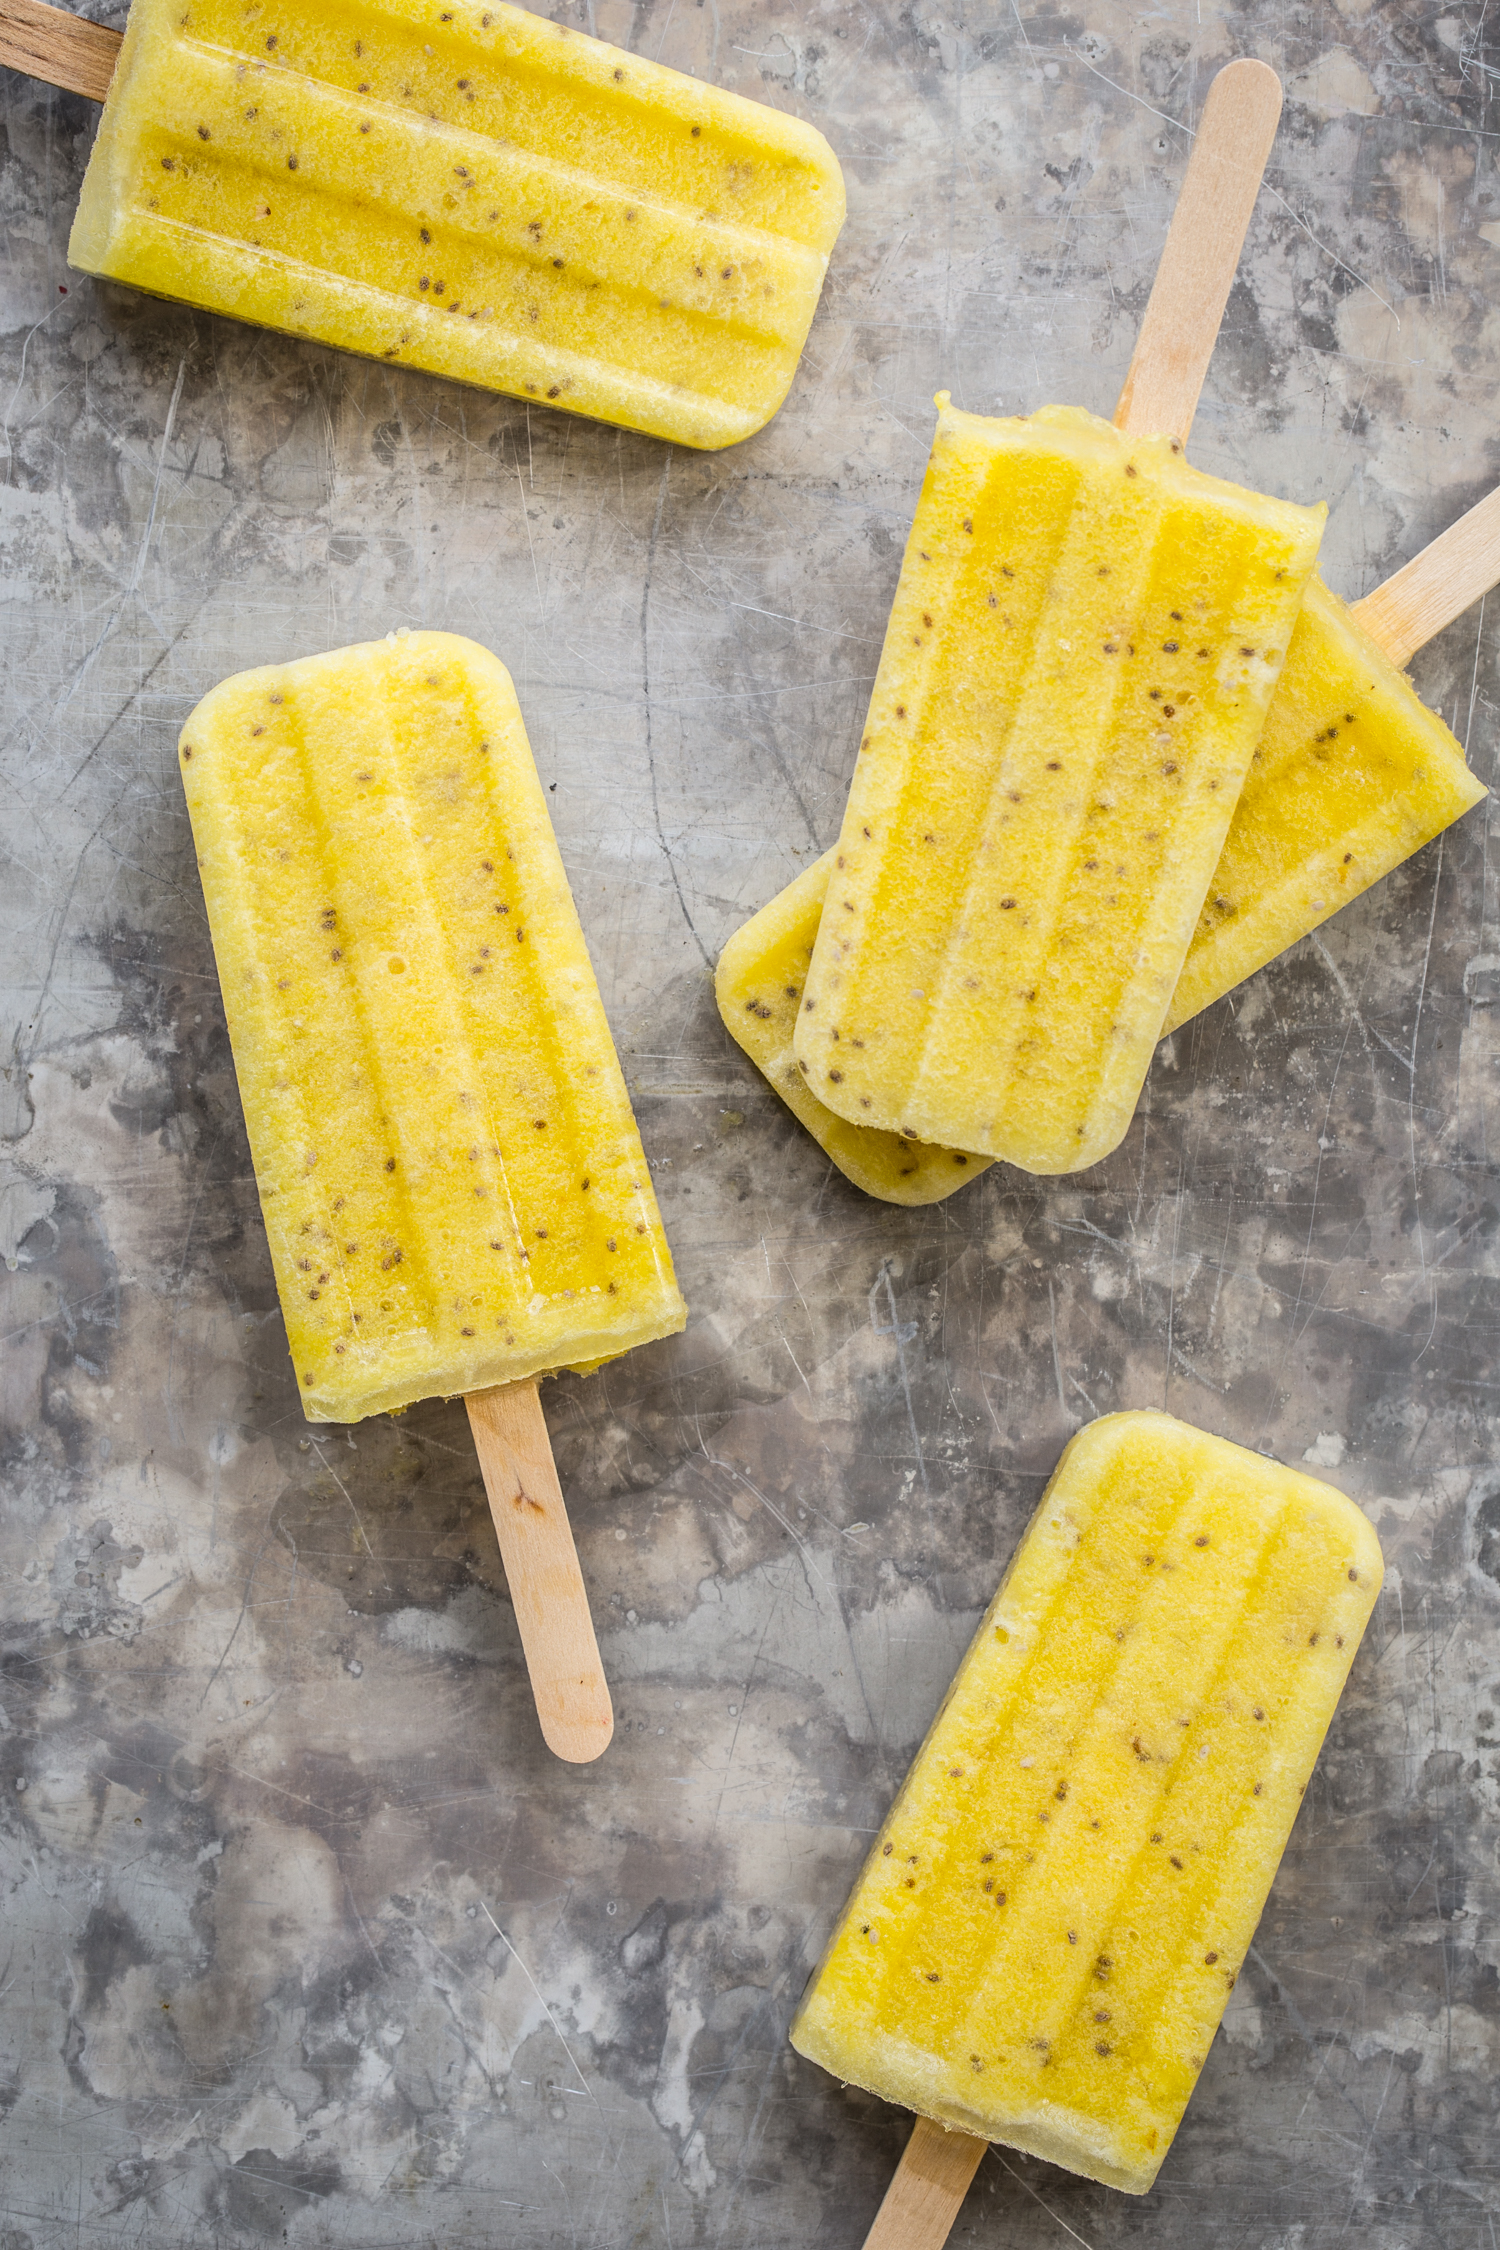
[71,0,844,448]
[180,630,685,1421]
[1166,573,1485,1032]
[794,403,1324,1173]
[715,854,992,1206]
[792,1412,1382,2195]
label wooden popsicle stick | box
[1350,482,1500,670]
[860,2117,987,2250]
[1114,58,1283,443]
[466,1380,613,1765]
[0,0,118,99]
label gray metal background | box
[2,1,1498,2243]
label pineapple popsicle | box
[37,0,844,448]
[792,1411,1383,2224]
[1165,494,1498,1033]
[180,629,685,1760]
[716,58,1290,1206]
[792,401,1325,1176]
[181,629,684,1418]
[716,488,1498,1205]
[789,61,1323,1177]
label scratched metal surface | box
[2,0,1499,2243]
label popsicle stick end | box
[860,2115,987,2250]
[1112,55,1283,444]
[466,1381,614,1768]
[0,0,120,100]
[539,1695,616,1765]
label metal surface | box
[2,3,1498,2244]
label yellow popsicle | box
[69,0,844,447]
[791,1410,1382,2197]
[1165,570,1485,1032]
[716,569,1483,1204]
[179,628,685,1422]
[792,401,1325,1174]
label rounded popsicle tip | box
[540,1692,615,1764]
[1209,55,1283,109]
[1047,1410,1384,1596]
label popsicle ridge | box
[121,36,828,344]
[181,629,685,1420]
[1166,572,1485,1033]
[904,437,1219,1152]
[71,0,845,447]
[713,854,992,1204]
[791,1412,1382,2194]
[793,402,1325,1173]
[800,1459,1267,2074]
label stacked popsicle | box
[717,61,1495,1199]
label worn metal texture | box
[3,0,1498,2243]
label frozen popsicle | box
[7,0,844,448]
[179,628,686,1758]
[715,60,1287,1204]
[789,70,1326,1177]
[791,1410,1382,2238]
[718,489,1498,1203]
[1166,488,1499,1033]
[793,405,1323,1175]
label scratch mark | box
[727,600,880,643]
[310,1439,386,1585]
[0,295,69,469]
[1308,932,1411,1073]
[479,1902,594,2103]
[199,1527,273,1707]
[1406,828,1446,1300]
[59,616,196,801]
[60,355,189,707]
[342,1869,385,1974]
[1260,179,1402,325]
[693,1421,834,1599]
[1047,1276,1069,1422]
[640,451,711,968]
[991,2149,1098,2248]
[871,1260,929,1496]
[513,454,543,611]
[1463,593,1487,755]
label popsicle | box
[789,67,1328,1178]
[716,488,1498,1202]
[791,1410,1383,2241]
[714,60,1287,1205]
[1165,491,1498,1033]
[4,0,845,449]
[179,629,686,1759]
